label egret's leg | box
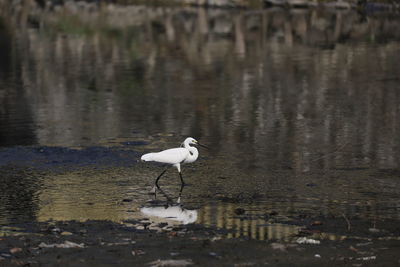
[179,183,185,194]
[177,183,185,203]
[155,169,167,188]
[179,172,185,186]
[175,163,185,186]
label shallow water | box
[0,2,400,240]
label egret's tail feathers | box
[141,153,155,161]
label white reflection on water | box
[141,206,198,225]
[140,186,198,225]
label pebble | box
[61,231,73,236]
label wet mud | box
[1,219,399,266]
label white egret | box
[141,137,207,188]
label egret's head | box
[183,137,208,149]
[184,137,198,146]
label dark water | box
[1,2,400,240]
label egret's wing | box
[151,148,189,164]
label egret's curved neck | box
[183,139,192,149]
[184,145,198,163]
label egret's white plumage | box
[141,137,205,188]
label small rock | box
[356,256,376,261]
[314,254,321,258]
[132,249,145,256]
[9,248,22,254]
[271,243,286,252]
[369,228,380,233]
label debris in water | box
[314,254,321,258]
[38,241,85,248]
[356,256,376,261]
[147,259,194,266]
[296,237,320,244]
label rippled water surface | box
[1,2,400,240]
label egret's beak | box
[197,142,209,149]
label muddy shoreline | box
[1,218,399,266]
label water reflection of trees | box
[2,2,400,172]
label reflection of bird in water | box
[141,137,207,188]
[140,204,197,225]
[140,185,197,225]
